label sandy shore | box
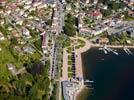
[75,41,92,78]
[75,85,90,100]
[74,85,86,100]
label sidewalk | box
[61,48,68,81]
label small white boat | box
[124,49,130,55]
[113,51,119,55]
[98,48,103,50]
[88,80,94,83]
[106,48,112,52]
[127,49,133,55]
[99,47,108,54]
[123,47,133,55]
[104,49,108,54]
[85,80,94,83]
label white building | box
[0,32,5,41]
[22,28,31,38]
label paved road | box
[57,0,64,33]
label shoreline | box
[75,41,92,79]
[92,44,134,48]
[74,41,92,100]
[75,42,134,80]
[74,85,87,100]
[74,42,134,100]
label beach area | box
[73,40,92,100]
[61,37,134,100]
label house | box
[79,27,92,35]
[41,31,46,48]
[11,30,20,38]
[24,5,31,10]
[22,27,31,38]
[16,20,23,25]
[0,19,4,25]
[88,9,102,19]
[130,29,134,38]
[29,7,36,12]
[41,31,48,53]
[7,63,25,75]
[0,0,7,6]
[7,64,17,76]
[0,32,5,41]
[22,45,35,54]
[19,10,25,16]
[37,3,47,9]
[127,0,134,3]
[25,0,32,5]
[80,0,90,3]
[47,0,56,7]
[8,26,13,31]
[5,9,11,15]
[93,0,98,4]
[0,9,3,14]
[32,1,42,7]
[66,4,71,11]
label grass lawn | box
[68,55,72,61]
[78,39,85,44]
[0,26,10,36]
[0,39,42,79]
[75,44,85,49]
[0,40,15,79]
[68,72,73,78]
[0,64,10,80]
[68,66,72,72]
[75,39,85,49]
[66,47,72,53]
[124,16,134,21]
[68,60,72,65]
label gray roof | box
[61,81,71,100]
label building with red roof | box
[41,31,46,49]
[0,0,6,3]
[88,9,102,19]
[0,0,6,5]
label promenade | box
[74,40,92,100]
[61,48,68,81]
[75,40,92,79]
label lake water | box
[80,48,134,100]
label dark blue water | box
[82,48,134,100]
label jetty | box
[123,46,133,55]
[98,45,119,55]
